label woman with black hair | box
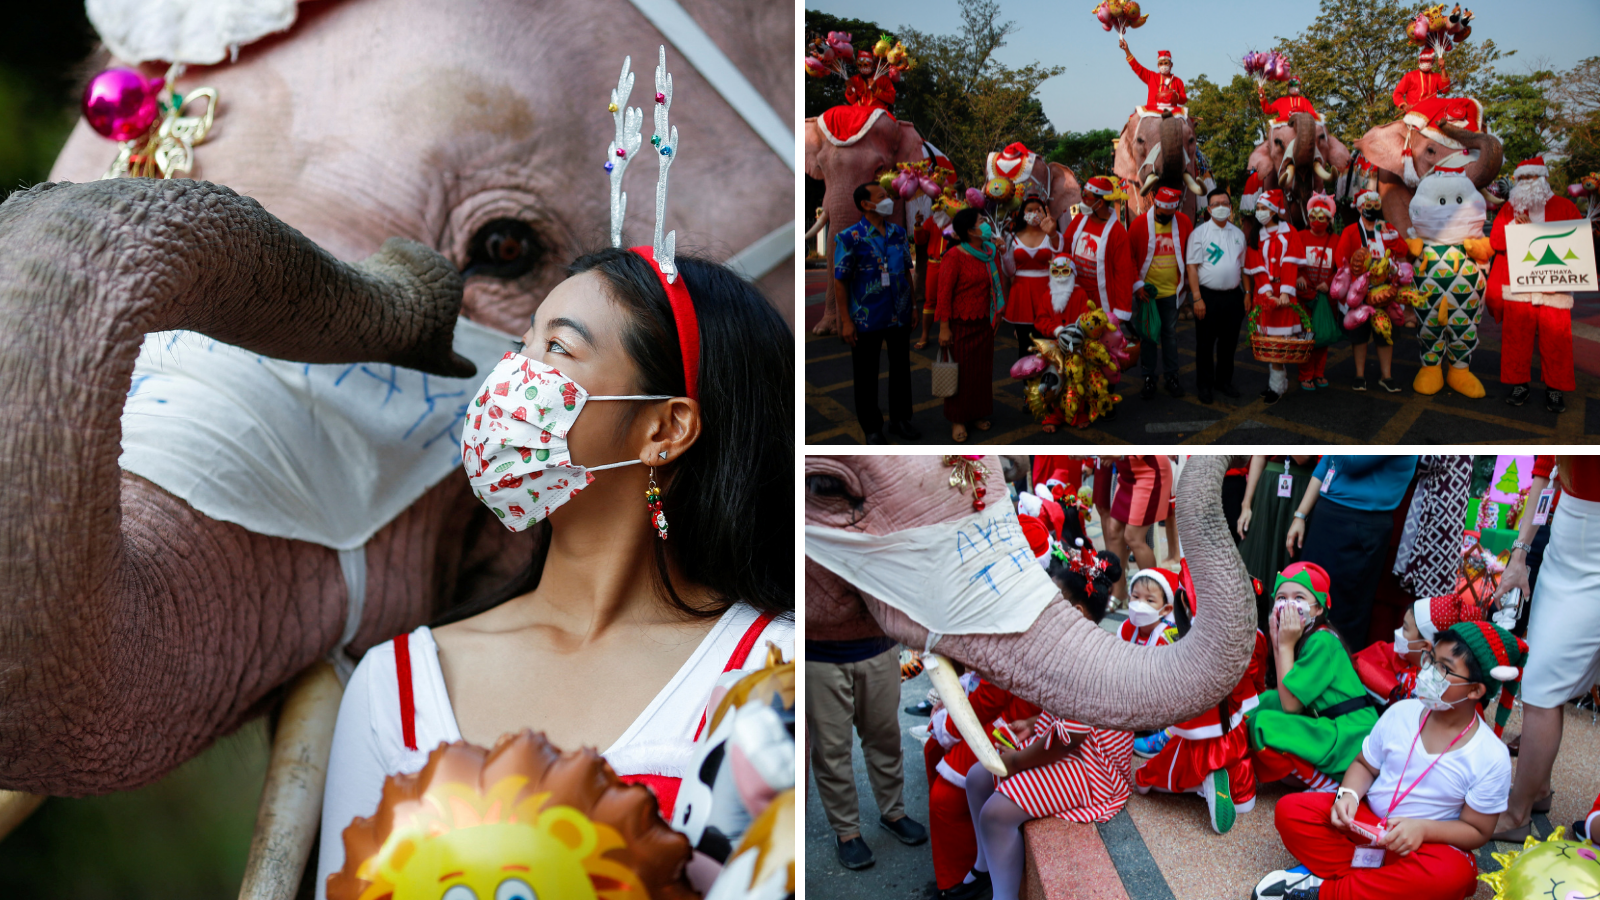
[936,207,1004,443]
[1000,196,1061,359]
[314,247,794,890]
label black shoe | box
[1141,375,1157,400]
[864,430,888,445]
[1261,389,1281,406]
[904,700,934,717]
[1352,377,1367,392]
[938,872,993,900]
[1547,389,1566,413]
[1575,818,1591,842]
[1217,382,1241,398]
[887,418,922,441]
[1506,383,1531,406]
[1377,377,1401,393]
[837,835,874,869]
[1198,386,1214,404]
[879,814,929,846]
[1164,374,1184,398]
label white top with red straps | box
[313,602,791,899]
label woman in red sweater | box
[937,207,1003,442]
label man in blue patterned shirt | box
[834,181,919,443]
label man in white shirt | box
[1186,188,1248,404]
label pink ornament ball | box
[1010,355,1047,380]
[82,68,160,141]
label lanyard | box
[1383,710,1474,826]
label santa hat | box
[992,142,1033,180]
[1240,171,1261,212]
[1153,186,1182,211]
[1157,50,1171,63]
[1430,150,1474,177]
[1084,175,1117,197]
[1035,495,1067,541]
[1412,593,1487,643]
[1275,561,1331,607]
[1419,47,1436,63]
[1307,191,1336,218]
[1257,188,1287,216]
[1018,514,1051,569]
[1444,621,1528,737]
[1129,566,1180,609]
[1514,155,1549,179]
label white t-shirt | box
[1362,698,1511,821]
[1185,219,1247,291]
[313,602,793,899]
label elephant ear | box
[1047,162,1083,217]
[803,118,825,180]
[1247,141,1275,187]
[1113,113,1141,179]
[1355,122,1410,178]
[895,119,926,167]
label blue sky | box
[805,0,1600,134]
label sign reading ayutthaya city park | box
[1507,221,1598,290]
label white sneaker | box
[1234,795,1257,813]
[1252,867,1322,900]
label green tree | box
[1548,56,1600,192]
[1494,459,1521,494]
[1046,128,1118,179]
[1187,73,1266,195]
[803,11,895,119]
[1477,69,1559,174]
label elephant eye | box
[465,218,543,280]
[807,474,863,508]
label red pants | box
[929,775,978,890]
[1134,728,1257,802]
[1500,301,1575,391]
[925,733,945,787]
[1300,347,1328,381]
[1253,747,1338,791]
[1275,792,1478,900]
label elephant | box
[803,110,927,335]
[1354,121,1504,238]
[1114,111,1204,223]
[804,455,1258,736]
[989,154,1084,234]
[0,0,790,802]
[1247,112,1353,229]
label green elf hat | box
[1445,620,1529,737]
[1273,561,1331,607]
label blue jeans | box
[1140,293,1180,378]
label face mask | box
[461,352,670,531]
[1209,205,1230,221]
[1023,211,1042,226]
[805,508,1060,637]
[1413,663,1464,711]
[1394,626,1419,656]
[1361,207,1382,221]
[873,198,895,216]
[1310,218,1329,233]
[1274,598,1313,629]
[1127,600,1164,627]
[979,221,994,240]
[1155,213,1173,225]
[1256,209,1274,224]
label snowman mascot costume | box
[1406,150,1495,398]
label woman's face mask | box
[461,352,669,531]
[1023,210,1042,227]
[1256,208,1274,225]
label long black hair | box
[435,248,793,625]
[1047,549,1122,625]
[1009,196,1047,233]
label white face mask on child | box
[1127,600,1164,627]
[1394,626,1421,656]
[1413,663,1466,712]
[1274,598,1313,630]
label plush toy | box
[1479,826,1599,900]
[1408,150,1492,397]
[1020,307,1121,429]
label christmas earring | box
[647,467,667,539]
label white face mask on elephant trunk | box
[1408,170,1487,245]
[461,352,669,531]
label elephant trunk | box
[1293,114,1316,170]
[1158,115,1185,189]
[0,178,467,794]
[860,457,1258,731]
[1439,125,1505,190]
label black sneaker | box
[1575,818,1591,842]
[1217,382,1241,398]
[1547,389,1566,413]
[837,835,874,869]
[938,871,993,900]
[1261,389,1281,406]
[904,700,934,717]
[1198,386,1214,404]
[1377,377,1401,393]
[864,430,888,445]
[1141,375,1157,400]
[1164,374,1184,398]
[1506,383,1531,406]
[887,419,923,441]
[879,814,929,846]
[1252,868,1323,899]
[1352,378,1367,392]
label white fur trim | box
[1490,665,1520,682]
[1128,570,1175,607]
[816,107,891,148]
[1514,164,1549,178]
[87,0,296,65]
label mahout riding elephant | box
[1114,111,1204,222]
[805,455,1257,740]
[1247,112,1352,228]
[0,0,790,801]
[1354,121,1503,237]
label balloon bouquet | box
[1330,247,1419,345]
[1408,4,1474,57]
[1011,306,1126,429]
[1242,50,1293,88]
[804,31,912,108]
[881,159,956,202]
[1569,172,1600,224]
[1090,0,1149,33]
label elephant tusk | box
[238,661,344,900]
[0,790,45,843]
[1283,138,1297,169]
[1144,142,1162,171]
[923,653,1006,777]
[1314,160,1335,182]
[1183,172,1204,195]
[1142,172,1161,194]
[1282,163,1296,190]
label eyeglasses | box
[1421,650,1468,682]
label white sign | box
[1507,221,1598,291]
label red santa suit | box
[1299,196,1339,382]
[1136,629,1267,804]
[1488,160,1583,392]
[1585,790,1600,842]
[1260,92,1320,123]
[1243,209,1307,335]
[1335,219,1409,273]
[1352,641,1419,706]
[1067,212,1136,324]
[1392,65,1450,110]
[1005,232,1064,326]
[1127,51,1187,112]
[1128,200,1194,301]
[916,215,953,316]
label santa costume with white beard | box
[1033,255,1092,336]
[1488,155,1584,402]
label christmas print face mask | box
[461,352,669,531]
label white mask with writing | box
[805,508,1061,637]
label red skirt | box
[944,317,995,424]
[1005,275,1050,325]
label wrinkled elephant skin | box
[0,0,791,796]
[1354,121,1503,237]
[805,455,1257,731]
[1114,112,1201,222]
[1247,113,1352,228]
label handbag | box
[930,346,959,398]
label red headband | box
[630,246,700,401]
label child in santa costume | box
[1122,567,1180,648]
[1254,621,1518,900]
[1066,176,1137,327]
[1133,561,1269,835]
[1243,189,1308,404]
[1487,155,1584,413]
[960,547,1131,900]
[1247,562,1378,794]
[1336,180,1410,392]
[1298,192,1339,391]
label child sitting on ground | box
[1353,596,1484,706]
[1247,562,1378,793]
[1253,621,1521,900]
[1133,563,1270,834]
[1120,567,1182,757]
